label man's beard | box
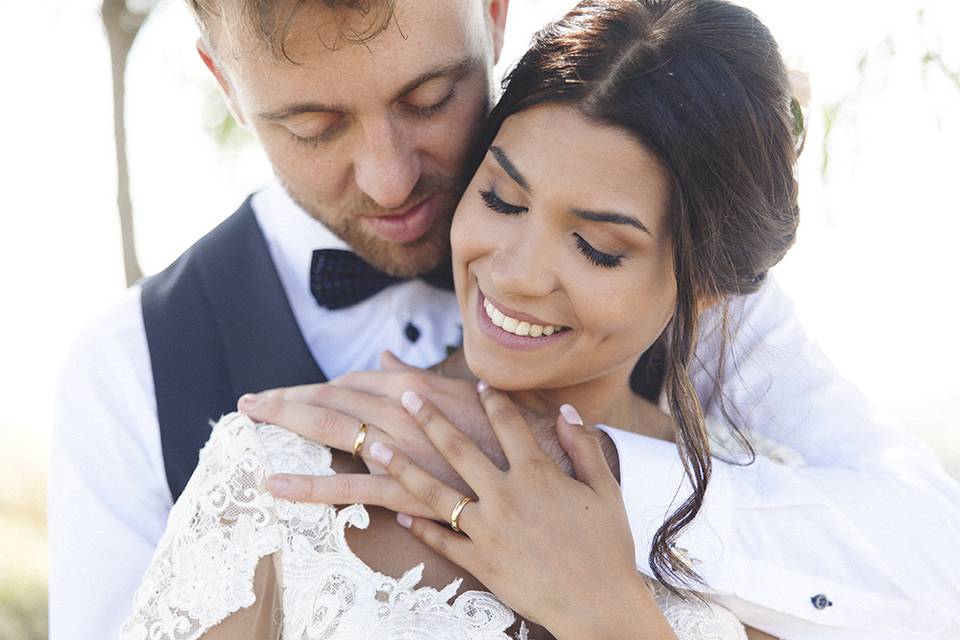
[283,172,463,278]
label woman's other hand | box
[368,382,676,640]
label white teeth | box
[483,297,564,338]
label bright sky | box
[2,0,958,474]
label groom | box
[49,1,960,639]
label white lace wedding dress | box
[121,412,751,640]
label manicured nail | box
[401,390,423,415]
[238,393,261,410]
[476,380,489,394]
[560,404,583,426]
[369,441,394,466]
[397,513,413,529]
[267,475,292,496]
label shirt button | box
[810,594,833,610]
[404,322,421,344]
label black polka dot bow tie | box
[310,249,454,310]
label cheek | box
[451,196,488,273]
[576,261,677,349]
[257,132,349,203]
[424,84,488,171]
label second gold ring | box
[450,495,474,533]
[352,422,369,457]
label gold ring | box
[450,495,473,533]
[352,422,369,457]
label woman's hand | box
[365,382,676,640]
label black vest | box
[141,197,325,501]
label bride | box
[123,0,797,638]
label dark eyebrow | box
[572,208,652,236]
[489,146,530,192]
[257,56,479,122]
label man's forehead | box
[231,0,491,108]
[224,0,488,66]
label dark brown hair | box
[185,0,397,60]
[470,0,799,593]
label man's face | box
[204,0,508,276]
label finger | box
[556,404,620,496]
[380,350,421,372]
[368,440,478,534]
[400,390,499,490]
[475,382,543,465]
[396,513,476,573]
[256,383,395,423]
[257,384,410,447]
[266,473,436,519]
[239,394,384,455]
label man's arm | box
[48,288,172,640]
[599,278,960,639]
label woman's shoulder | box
[122,413,342,640]
[200,411,336,478]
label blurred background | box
[1,0,958,637]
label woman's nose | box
[488,232,557,300]
[353,119,422,211]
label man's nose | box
[353,119,422,211]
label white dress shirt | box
[49,183,960,640]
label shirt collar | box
[251,180,350,297]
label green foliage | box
[0,579,47,640]
[820,100,843,177]
[203,89,254,150]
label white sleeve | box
[598,278,960,640]
[48,287,173,640]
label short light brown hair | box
[186,0,397,60]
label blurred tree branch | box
[101,0,158,287]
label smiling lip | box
[475,287,572,352]
[481,291,560,327]
[364,196,440,244]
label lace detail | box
[123,413,745,640]
[651,584,748,640]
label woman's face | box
[451,103,677,391]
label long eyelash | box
[479,188,527,215]
[575,234,623,268]
[412,88,457,118]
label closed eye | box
[479,187,527,215]
[575,234,623,268]
[407,88,457,119]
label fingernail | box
[401,390,423,415]
[476,380,489,394]
[397,513,413,529]
[369,441,394,466]
[560,404,584,426]
[267,475,292,496]
[239,393,261,410]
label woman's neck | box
[507,372,637,432]
[439,350,672,441]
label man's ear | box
[196,38,248,127]
[486,0,510,65]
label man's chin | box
[353,231,452,279]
